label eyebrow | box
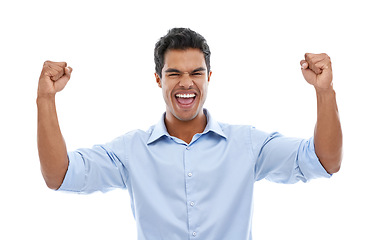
[164,67,206,73]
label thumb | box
[300,60,308,70]
[65,66,73,77]
[300,60,316,86]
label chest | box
[127,136,255,197]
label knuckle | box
[305,53,313,61]
[322,53,330,59]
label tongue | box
[177,97,195,105]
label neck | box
[164,110,207,144]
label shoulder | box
[119,127,154,143]
[217,122,253,145]
[218,122,270,138]
[217,122,283,147]
[218,122,250,134]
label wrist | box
[36,93,56,105]
[314,84,335,96]
[315,85,337,109]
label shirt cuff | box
[298,137,332,181]
[57,151,86,192]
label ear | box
[155,73,162,88]
[207,71,212,83]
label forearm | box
[37,96,69,189]
[314,87,342,174]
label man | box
[37,28,342,239]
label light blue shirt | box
[58,109,331,240]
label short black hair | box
[154,28,211,77]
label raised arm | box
[300,53,343,174]
[37,61,73,189]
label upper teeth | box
[176,93,195,98]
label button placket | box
[184,143,199,239]
[183,144,195,237]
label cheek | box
[161,82,174,101]
[199,81,209,96]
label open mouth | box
[175,93,197,107]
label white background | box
[1,0,375,239]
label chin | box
[173,110,199,122]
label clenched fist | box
[37,61,73,98]
[300,53,333,91]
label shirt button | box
[187,172,193,177]
[192,231,197,237]
[190,201,195,206]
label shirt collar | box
[147,109,227,145]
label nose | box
[179,72,194,88]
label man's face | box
[155,48,212,122]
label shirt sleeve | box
[251,128,332,183]
[57,135,128,194]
